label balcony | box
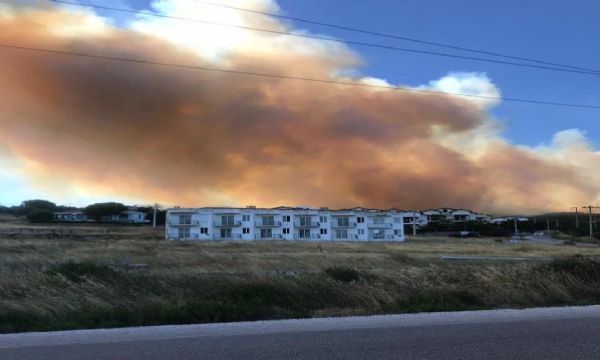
[259,234,284,240]
[331,221,357,228]
[168,220,200,227]
[216,234,242,240]
[214,220,242,227]
[294,221,320,228]
[255,220,282,228]
[331,234,359,241]
[367,222,392,228]
[296,234,320,240]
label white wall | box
[166,207,405,242]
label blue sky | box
[278,0,600,146]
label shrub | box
[26,210,54,223]
[393,288,483,313]
[546,258,600,282]
[324,266,360,282]
[46,262,121,283]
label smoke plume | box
[1,1,599,214]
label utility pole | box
[152,203,158,228]
[546,217,550,232]
[582,206,600,238]
[571,207,579,229]
[510,216,521,244]
[412,210,417,237]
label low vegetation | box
[4,258,600,333]
[3,220,600,333]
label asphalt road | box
[2,306,600,359]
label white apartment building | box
[165,206,405,241]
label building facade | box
[54,211,87,222]
[103,210,149,224]
[166,207,405,241]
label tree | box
[20,199,56,215]
[84,202,127,221]
[26,210,55,223]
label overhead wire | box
[2,43,599,109]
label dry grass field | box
[3,215,600,333]
[2,225,600,274]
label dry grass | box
[2,229,600,274]
[3,218,600,332]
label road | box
[2,306,600,359]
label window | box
[261,215,275,226]
[358,229,365,235]
[335,229,348,239]
[394,217,402,223]
[404,217,414,223]
[372,229,384,240]
[221,215,234,226]
[178,228,190,239]
[299,229,311,239]
[373,217,385,224]
[394,229,402,236]
[220,228,232,239]
[243,228,250,234]
[260,228,272,238]
[242,215,250,222]
[336,217,349,227]
[200,227,208,234]
[320,228,327,235]
[283,215,291,222]
[357,217,364,223]
[179,214,191,225]
[298,216,311,227]
[283,228,290,235]
[320,216,327,223]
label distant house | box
[490,216,529,224]
[399,211,428,227]
[421,208,492,223]
[103,210,148,224]
[54,211,87,222]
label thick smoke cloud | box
[1,3,598,213]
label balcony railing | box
[294,221,320,228]
[296,234,320,240]
[331,234,360,241]
[216,234,242,240]
[367,222,392,228]
[214,220,242,227]
[331,222,357,228]
[168,220,200,226]
[258,234,284,240]
[255,220,282,227]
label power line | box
[2,43,600,109]
[192,0,600,75]
[48,0,600,77]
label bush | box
[324,266,360,282]
[546,258,600,282]
[46,262,121,283]
[393,288,483,313]
[26,210,54,223]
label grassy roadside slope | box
[3,220,600,333]
[3,258,600,333]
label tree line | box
[0,199,166,224]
